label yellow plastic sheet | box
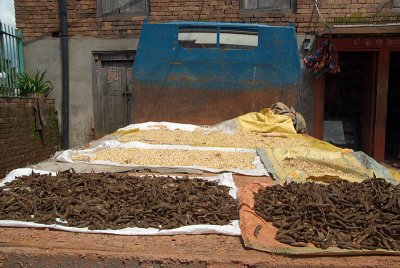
[386,166,400,182]
[261,146,396,183]
[113,128,139,136]
[236,108,296,134]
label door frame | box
[313,36,400,162]
[92,50,135,139]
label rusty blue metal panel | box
[132,21,301,124]
[134,21,300,91]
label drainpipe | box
[60,0,69,149]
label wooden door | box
[93,51,134,138]
[360,53,377,156]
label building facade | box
[15,0,400,163]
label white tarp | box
[56,141,269,176]
[0,168,240,236]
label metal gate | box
[0,22,25,96]
[93,51,134,138]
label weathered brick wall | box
[0,98,60,178]
[14,0,400,40]
[296,0,400,33]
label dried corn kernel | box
[118,129,307,149]
[91,148,256,169]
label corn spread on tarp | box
[0,168,240,236]
[56,141,269,176]
[54,111,399,182]
[107,120,397,183]
[258,146,397,184]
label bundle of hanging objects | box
[304,40,341,76]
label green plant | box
[17,70,54,97]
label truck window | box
[219,28,258,50]
[178,27,217,48]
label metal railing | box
[0,21,25,96]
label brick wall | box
[0,97,60,178]
[296,0,400,33]
[14,0,400,40]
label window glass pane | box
[120,0,146,13]
[219,28,258,50]
[394,0,400,8]
[101,0,115,14]
[242,0,292,10]
[259,0,291,9]
[243,0,258,9]
[100,0,146,15]
[178,27,218,48]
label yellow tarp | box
[236,108,297,134]
[386,166,400,181]
[235,108,397,183]
[261,145,396,183]
[287,134,343,152]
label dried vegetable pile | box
[254,179,400,250]
[0,171,239,230]
[87,148,256,169]
[118,129,308,149]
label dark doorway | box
[323,52,377,155]
[93,51,135,139]
[385,52,400,164]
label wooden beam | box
[313,76,325,139]
[318,37,400,50]
[373,48,390,162]
[319,24,400,35]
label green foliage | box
[17,70,54,97]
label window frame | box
[178,26,259,50]
[96,0,149,18]
[392,0,400,14]
[240,0,297,13]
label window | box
[178,27,259,50]
[241,0,296,12]
[97,0,148,17]
[219,28,258,49]
[178,27,218,48]
[392,0,400,13]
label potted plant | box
[17,70,54,97]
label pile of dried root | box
[0,171,238,230]
[254,179,400,250]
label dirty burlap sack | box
[271,102,307,134]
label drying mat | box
[0,168,240,236]
[238,182,400,256]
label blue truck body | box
[132,21,301,124]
